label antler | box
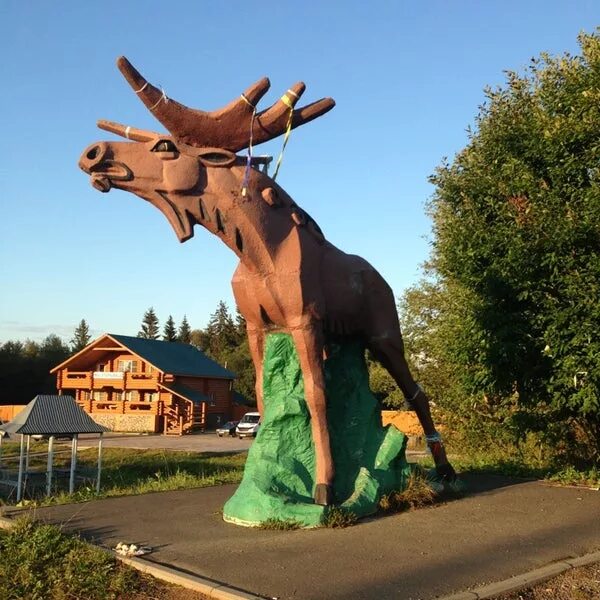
[116,56,335,152]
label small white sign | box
[93,372,125,379]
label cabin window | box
[145,392,158,402]
[118,360,138,373]
[92,391,107,401]
[113,391,123,401]
[125,391,140,402]
[97,363,107,372]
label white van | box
[236,412,261,438]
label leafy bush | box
[410,30,600,467]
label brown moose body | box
[79,57,456,505]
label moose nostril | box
[86,146,101,160]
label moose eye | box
[151,140,178,153]
[200,152,235,164]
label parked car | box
[215,421,239,437]
[236,412,261,438]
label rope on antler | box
[272,89,298,181]
[149,86,169,111]
[240,93,257,197]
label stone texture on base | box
[89,413,158,433]
[223,333,411,528]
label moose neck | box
[192,167,307,274]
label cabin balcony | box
[86,399,163,415]
[60,370,159,391]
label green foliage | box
[70,319,91,352]
[137,307,159,340]
[259,518,301,530]
[378,466,438,513]
[195,301,256,404]
[177,314,191,344]
[322,506,358,528]
[0,335,70,404]
[0,518,144,600]
[418,31,600,466]
[367,355,405,408]
[162,314,177,342]
[0,448,247,506]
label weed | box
[259,518,301,530]
[379,467,438,513]
[322,506,358,528]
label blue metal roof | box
[159,382,210,405]
[108,334,236,379]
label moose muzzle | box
[79,142,132,193]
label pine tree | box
[138,307,160,339]
[178,315,191,344]
[163,315,177,342]
[70,319,91,352]
[204,301,237,358]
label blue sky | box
[0,1,597,343]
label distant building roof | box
[51,333,236,380]
[109,334,236,379]
[159,382,210,405]
[0,395,108,436]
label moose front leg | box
[290,323,334,505]
[246,325,265,415]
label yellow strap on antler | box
[272,91,296,181]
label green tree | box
[427,31,600,464]
[138,307,160,340]
[70,319,91,352]
[178,315,192,344]
[193,301,256,404]
[204,301,238,358]
[163,315,177,342]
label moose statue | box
[80,57,456,514]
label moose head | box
[79,57,335,243]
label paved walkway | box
[78,431,254,453]
[7,473,599,600]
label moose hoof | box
[436,462,457,483]
[314,484,334,506]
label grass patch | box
[259,518,302,530]
[379,467,439,513]
[443,451,600,488]
[0,445,246,506]
[0,518,155,600]
[322,506,358,528]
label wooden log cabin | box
[51,334,237,435]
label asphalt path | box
[78,431,254,453]
[13,473,600,600]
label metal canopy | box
[0,395,106,503]
[0,395,108,436]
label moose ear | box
[97,120,158,142]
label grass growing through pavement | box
[378,466,439,513]
[0,443,246,506]
[259,518,302,530]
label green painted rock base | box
[223,333,411,528]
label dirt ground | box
[495,562,600,600]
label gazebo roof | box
[0,395,108,436]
